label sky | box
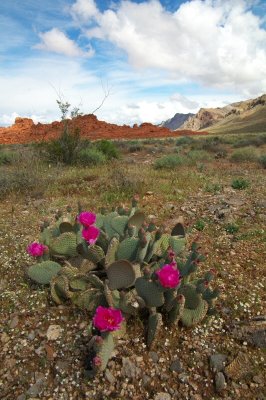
[0,0,266,126]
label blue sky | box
[0,0,266,126]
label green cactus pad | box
[147,312,162,349]
[135,277,164,307]
[72,288,103,312]
[54,274,73,299]
[111,215,129,237]
[50,278,64,304]
[179,284,202,310]
[104,280,120,308]
[27,261,62,284]
[171,223,185,237]
[119,291,139,316]
[180,299,208,327]
[95,214,105,229]
[94,332,114,371]
[137,232,152,263]
[69,276,90,291]
[95,230,109,254]
[87,274,105,290]
[128,211,145,230]
[168,295,185,325]
[105,237,119,266]
[59,264,79,280]
[50,232,77,257]
[59,218,74,234]
[103,211,119,239]
[169,236,186,255]
[116,237,139,262]
[107,260,139,290]
[153,234,170,256]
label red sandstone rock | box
[0,114,208,144]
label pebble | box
[209,354,227,372]
[149,351,159,363]
[170,358,183,373]
[215,372,226,392]
[46,325,62,341]
[105,369,115,384]
[154,393,171,400]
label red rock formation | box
[0,114,207,144]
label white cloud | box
[70,0,99,22]
[34,28,94,57]
[82,0,266,94]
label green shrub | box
[76,148,106,166]
[230,147,259,163]
[0,151,16,165]
[258,155,266,169]
[231,178,250,190]
[154,154,188,169]
[187,150,212,162]
[129,144,142,152]
[204,183,222,193]
[96,140,120,159]
[194,220,205,231]
[225,223,239,234]
[233,134,266,148]
[176,136,195,146]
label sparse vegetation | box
[231,177,250,190]
[230,147,259,163]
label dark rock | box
[215,372,226,392]
[121,357,140,380]
[209,354,227,372]
[170,358,183,373]
[26,377,46,397]
[249,329,266,348]
[149,351,159,363]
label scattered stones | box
[154,393,171,400]
[9,315,19,329]
[26,377,46,397]
[215,372,226,392]
[170,358,183,373]
[149,351,159,363]
[1,332,10,344]
[46,325,62,341]
[121,357,140,380]
[209,354,227,372]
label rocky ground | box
[0,147,265,400]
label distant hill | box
[160,113,194,130]
[179,94,266,134]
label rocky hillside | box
[179,94,266,133]
[0,114,207,144]
[160,113,194,130]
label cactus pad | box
[135,277,164,307]
[27,261,62,284]
[50,232,77,257]
[180,299,208,327]
[107,260,139,290]
[128,211,145,230]
[116,237,139,262]
[147,312,162,349]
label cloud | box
[34,28,94,57]
[170,93,199,109]
[81,0,266,94]
[70,0,99,22]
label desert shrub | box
[76,148,106,166]
[95,140,120,159]
[129,144,142,152]
[258,155,266,169]
[231,178,250,190]
[0,150,16,165]
[176,136,195,146]
[194,219,206,231]
[187,150,212,162]
[230,147,259,163]
[233,134,266,148]
[225,223,239,234]
[204,183,222,193]
[154,154,188,169]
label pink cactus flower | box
[92,356,102,366]
[156,263,181,289]
[78,211,96,227]
[93,306,124,332]
[27,242,47,257]
[82,226,100,245]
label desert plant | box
[231,178,250,190]
[176,136,195,146]
[154,154,188,169]
[230,147,259,163]
[0,150,16,165]
[187,150,212,162]
[95,140,120,159]
[25,198,220,376]
[194,219,206,231]
[258,155,266,169]
[76,148,106,166]
[225,223,239,234]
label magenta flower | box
[27,242,47,257]
[78,211,96,227]
[93,306,124,332]
[92,356,102,367]
[82,226,100,245]
[156,263,181,289]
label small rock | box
[249,329,266,348]
[121,357,140,380]
[105,369,115,384]
[142,374,151,387]
[1,333,10,344]
[215,372,226,392]
[9,315,19,329]
[46,325,62,341]
[149,351,159,363]
[170,358,183,373]
[209,354,227,372]
[253,375,264,385]
[178,373,189,383]
[154,393,171,400]
[27,378,46,397]
[17,395,26,400]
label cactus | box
[107,260,140,290]
[168,294,185,325]
[92,332,114,372]
[128,211,145,230]
[111,215,129,237]
[171,222,185,237]
[135,277,165,308]
[27,261,62,284]
[50,232,77,257]
[147,312,162,349]
[180,299,208,327]
[105,237,119,266]
[178,284,202,309]
[116,237,139,262]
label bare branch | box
[91,79,112,115]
